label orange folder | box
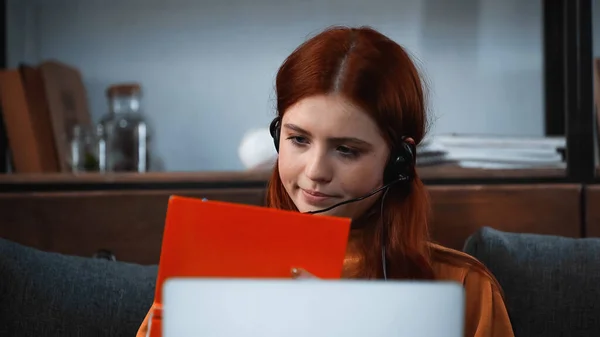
[148,195,352,337]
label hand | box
[290,267,318,279]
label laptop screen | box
[162,278,465,337]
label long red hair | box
[266,26,434,280]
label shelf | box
[0,165,567,193]
[0,0,595,186]
[417,165,565,180]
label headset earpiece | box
[269,117,282,152]
[383,138,415,184]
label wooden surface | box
[0,184,582,265]
[0,189,266,265]
[0,165,566,185]
[586,185,600,237]
[428,184,582,250]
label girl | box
[137,26,514,337]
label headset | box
[269,116,416,280]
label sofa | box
[463,227,600,336]
[0,238,157,336]
[1,227,600,336]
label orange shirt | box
[136,244,514,337]
[429,244,514,337]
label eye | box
[337,146,360,158]
[287,136,309,146]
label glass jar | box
[97,83,151,172]
[69,124,100,172]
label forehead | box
[282,95,382,139]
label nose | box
[304,148,333,184]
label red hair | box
[266,26,434,280]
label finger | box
[290,267,316,279]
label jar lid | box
[106,83,142,97]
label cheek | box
[339,176,380,197]
[277,146,301,183]
[339,158,386,195]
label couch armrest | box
[464,227,600,337]
[0,238,157,337]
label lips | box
[300,188,339,206]
[302,189,335,198]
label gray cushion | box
[464,227,600,337]
[0,238,157,337]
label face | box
[277,94,390,219]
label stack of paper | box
[417,134,566,169]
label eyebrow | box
[283,123,373,147]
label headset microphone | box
[303,177,408,215]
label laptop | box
[162,278,465,337]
